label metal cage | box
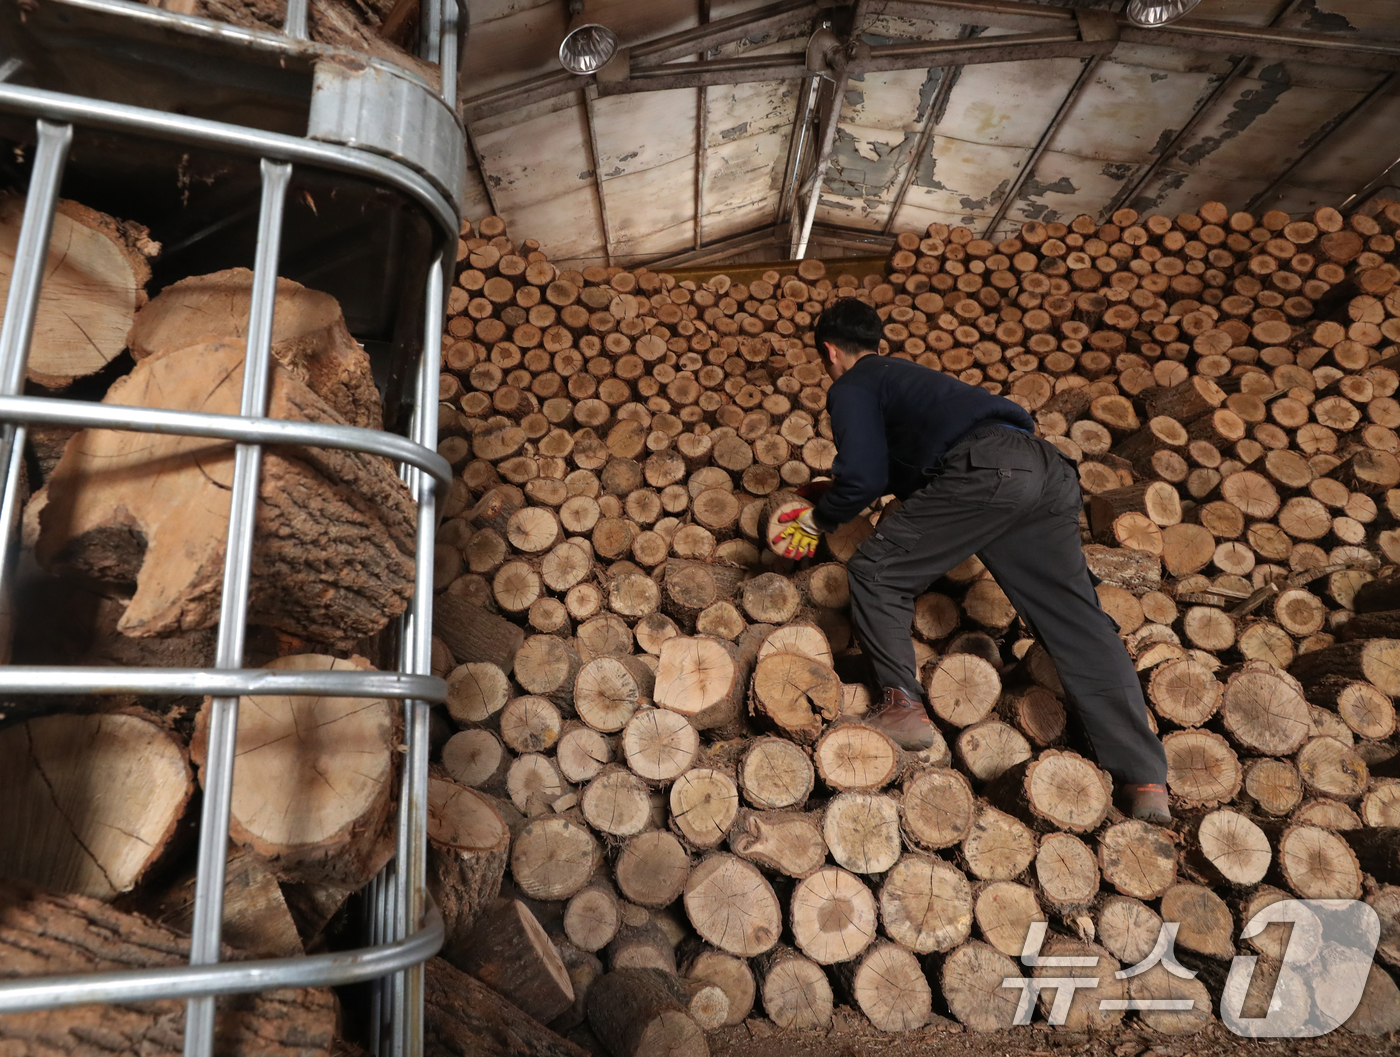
[0,2,461,1054]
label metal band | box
[0,666,446,701]
[0,394,453,494]
[0,82,457,239]
[0,906,444,1012]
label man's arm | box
[812,383,888,532]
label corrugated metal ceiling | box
[457,0,1400,267]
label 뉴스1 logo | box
[1002,899,1381,1037]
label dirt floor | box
[707,1016,1400,1057]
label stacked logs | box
[429,200,1400,1052]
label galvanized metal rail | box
[0,2,463,1055]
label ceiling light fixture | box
[1126,0,1204,28]
[559,0,618,75]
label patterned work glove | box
[772,505,820,560]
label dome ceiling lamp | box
[1126,0,1205,28]
[559,0,619,75]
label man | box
[772,298,1170,823]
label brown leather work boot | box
[1120,783,1171,825]
[868,687,937,751]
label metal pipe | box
[1341,154,1400,214]
[1109,0,1303,218]
[0,119,70,647]
[583,86,615,267]
[0,666,444,699]
[882,29,970,236]
[1245,70,1399,214]
[629,0,815,64]
[793,60,849,260]
[0,83,456,236]
[0,394,450,491]
[0,906,443,1012]
[388,254,447,1057]
[439,0,464,111]
[184,158,292,1057]
[283,0,309,39]
[980,54,1101,239]
[778,76,819,225]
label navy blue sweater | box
[811,354,1035,532]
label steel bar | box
[777,76,819,225]
[440,0,464,111]
[184,159,292,1057]
[0,394,451,491]
[1108,0,1303,218]
[0,83,456,237]
[385,254,447,1057]
[1245,71,1399,214]
[0,666,445,700]
[465,0,1400,118]
[0,905,443,1013]
[980,54,1101,240]
[0,119,70,642]
[583,86,615,266]
[792,58,849,260]
[694,0,712,252]
[283,0,309,39]
[630,0,816,66]
[1342,155,1400,214]
[881,28,970,236]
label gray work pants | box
[844,423,1168,785]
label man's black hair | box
[814,297,883,358]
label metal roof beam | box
[888,0,1400,70]
[630,0,819,66]
[1246,71,1400,214]
[461,0,1400,123]
[980,52,1103,239]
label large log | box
[126,268,380,428]
[38,343,414,646]
[0,882,337,1056]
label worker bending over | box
[773,298,1171,824]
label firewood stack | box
[430,202,1400,1047]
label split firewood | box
[426,955,588,1057]
[451,898,575,1023]
[130,846,301,958]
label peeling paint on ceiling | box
[460,0,1400,266]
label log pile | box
[425,202,1400,1047]
[8,195,1400,1055]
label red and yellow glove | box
[772,505,821,560]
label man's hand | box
[796,479,833,503]
[772,505,820,560]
